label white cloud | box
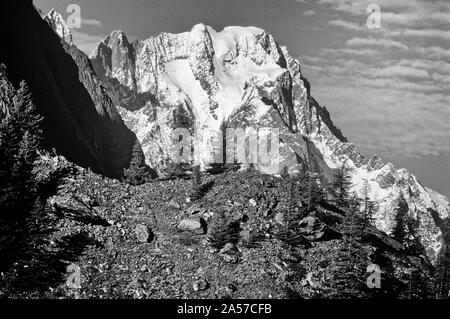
[320,47,379,56]
[300,0,450,159]
[81,18,103,27]
[318,0,434,16]
[432,73,450,84]
[303,10,316,16]
[416,46,450,61]
[300,52,449,158]
[328,20,363,31]
[308,83,450,157]
[346,37,408,50]
[401,29,450,41]
[397,59,450,74]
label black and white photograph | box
[0,0,449,307]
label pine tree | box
[348,191,361,212]
[361,179,375,224]
[123,140,151,186]
[392,194,409,243]
[330,162,353,208]
[434,244,450,299]
[275,175,308,246]
[305,172,325,210]
[341,193,366,240]
[191,165,202,200]
[208,210,240,249]
[15,81,42,137]
[324,241,371,298]
[401,268,433,299]
[0,80,42,216]
[0,73,50,276]
[281,166,290,179]
[247,163,256,172]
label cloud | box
[307,82,450,157]
[300,52,449,158]
[320,47,379,56]
[397,59,450,74]
[72,31,105,55]
[81,18,103,27]
[400,29,450,41]
[432,73,450,84]
[380,10,450,28]
[328,19,363,31]
[319,0,450,28]
[318,0,432,16]
[303,10,316,16]
[416,46,450,61]
[346,37,408,50]
[299,0,450,160]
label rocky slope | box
[0,1,138,178]
[0,155,437,299]
[84,23,450,264]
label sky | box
[35,0,450,197]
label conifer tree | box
[0,74,49,275]
[401,269,433,299]
[0,80,42,216]
[305,172,325,210]
[123,140,151,186]
[341,192,366,240]
[281,166,290,179]
[324,241,371,298]
[208,210,240,249]
[191,164,202,200]
[434,244,450,299]
[247,163,256,172]
[361,179,375,224]
[392,194,409,243]
[330,162,353,208]
[275,175,308,246]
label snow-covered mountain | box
[44,13,449,264]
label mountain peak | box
[110,29,128,40]
[86,24,450,264]
[191,22,208,31]
[44,9,74,45]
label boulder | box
[81,194,99,208]
[177,217,206,235]
[48,195,91,214]
[135,224,153,243]
[298,216,341,242]
[227,284,237,294]
[168,198,181,209]
[187,204,206,216]
[219,243,241,264]
[274,212,285,226]
[192,278,209,292]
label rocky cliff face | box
[88,24,450,264]
[0,1,137,178]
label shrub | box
[207,210,240,250]
[123,140,152,185]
